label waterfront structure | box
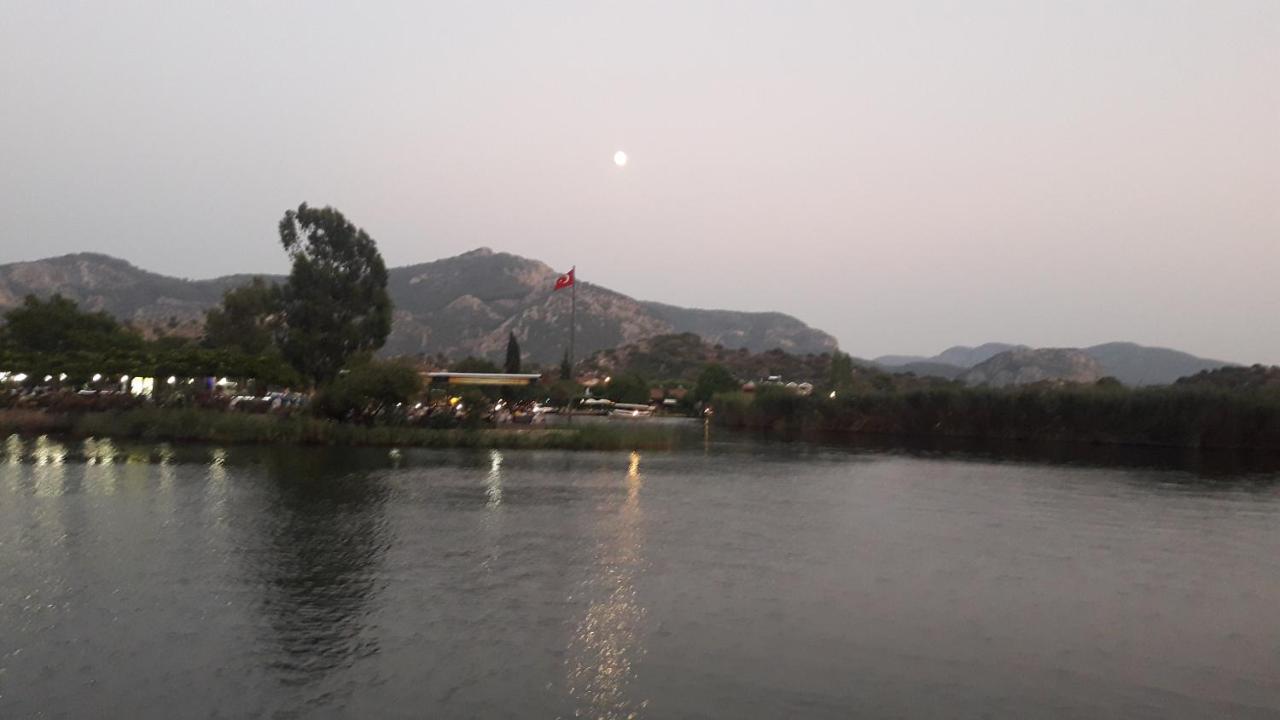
[426,372,543,387]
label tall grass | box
[713,385,1280,450]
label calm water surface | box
[1,435,1278,718]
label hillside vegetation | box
[0,250,837,364]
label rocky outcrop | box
[961,348,1103,387]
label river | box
[1,435,1278,718]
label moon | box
[613,150,628,167]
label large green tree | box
[604,372,650,404]
[276,204,392,385]
[203,278,280,355]
[828,351,854,390]
[693,363,739,403]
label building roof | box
[426,372,543,386]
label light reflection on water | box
[204,447,229,526]
[486,449,504,509]
[566,451,649,720]
[0,442,1277,718]
[32,436,66,498]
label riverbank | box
[0,408,690,451]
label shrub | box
[313,360,422,422]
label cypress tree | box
[504,332,522,373]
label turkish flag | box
[554,267,575,291]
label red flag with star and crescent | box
[554,267,575,291]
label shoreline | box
[0,408,690,452]
[4,405,1278,473]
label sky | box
[2,1,1277,363]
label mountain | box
[0,250,838,364]
[1080,342,1234,386]
[875,343,1026,369]
[639,302,836,356]
[934,343,1029,368]
[961,348,1104,387]
[885,361,967,380]
[877,340,1235,385]
[0,253,251,338]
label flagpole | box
[569,267,576,423]
[569,268,576,375]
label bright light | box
[613,150,627,167]
[13,373,27,382]
[829,391,837,399]
[604,376,612,383]
[120,375,129,383]
[92,373,102,382]
[43,375,52,382]
[58,373,67,381]
[167,376,177,385]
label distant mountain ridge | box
[877,341,1236,386]
[0,250,838,364]
[875,342,1025,369]
[1080,342,1235,387]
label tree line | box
[0,203,418,410]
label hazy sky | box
[3,1,1277,363]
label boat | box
[609,402,654,418]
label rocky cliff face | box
[0,250,839,363]
[960,348,1104,387]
